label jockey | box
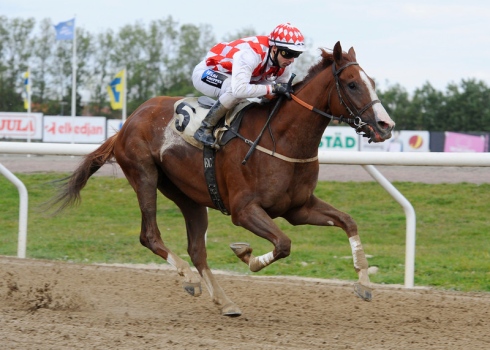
[192,22,306,147]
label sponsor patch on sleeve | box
[201,69,228,88]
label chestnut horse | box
[54,41,395,316]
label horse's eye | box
[348,82,357,90]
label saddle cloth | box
[171,97,251,150]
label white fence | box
[0,163,28,258]
[2,141,490,289]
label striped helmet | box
[268,22,306,52]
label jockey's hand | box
[272,83,292,100]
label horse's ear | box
[348,47,357,62]
[333,41,343,63]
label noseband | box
[290,61,380,134]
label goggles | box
[279,49,301,59]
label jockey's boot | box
[193,100,228,147]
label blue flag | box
[54,18,75,40]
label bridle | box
[290,61,380,135]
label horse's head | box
[329,41,395,143]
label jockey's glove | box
[272,83,292,100]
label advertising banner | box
[359,130,430,152]
[43,116,106,143]
[0,112,43,140]
[359,134,391,152]
[399,130,430,152]
[444,132,488,152]
[318,127,359,152]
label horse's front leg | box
[284,195,373,301]
[230,204,292,272]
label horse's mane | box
[294,48,335,90]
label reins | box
[242,74,296,165]
[239,60,381,164]
[290,94,360,127]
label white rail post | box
[362,165,416,288]
[0,163,28,258]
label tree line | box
[1,16,489,132]
[377,80,490,132]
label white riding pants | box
[192,61,245,109]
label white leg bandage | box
[249,251,274,272]
[349,235,369,270]
[257,251,274,266]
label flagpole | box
[71,16,77,119]
[122,67,127,122]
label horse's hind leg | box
[119,158,202,297]
[161,184,242,316]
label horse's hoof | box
[230,242,252,259]
[354,282,373,302]
[183,281,202,297]
[221,303,242,317]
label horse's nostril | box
[378,121,391,130]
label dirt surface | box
[1,256,490,350]
[1,155,490,349]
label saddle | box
[171,96,257,215]
[171,96,254,150]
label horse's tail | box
[50,134,118,213]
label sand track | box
[1,256,489,349]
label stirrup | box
[194,128,216,147]
[197,134,215,147]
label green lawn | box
[1,173,489,292]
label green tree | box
[164,23,215,97]
[377,83,412,129]
[73,28,94,115]
[86,30,116,117]
[0,17,35,111]
[444,79,490,132]
[49,30,74,114]
[410,83,446,131]
[0,16,9,108]
[115,21,151,111]
[31,19,56,107]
